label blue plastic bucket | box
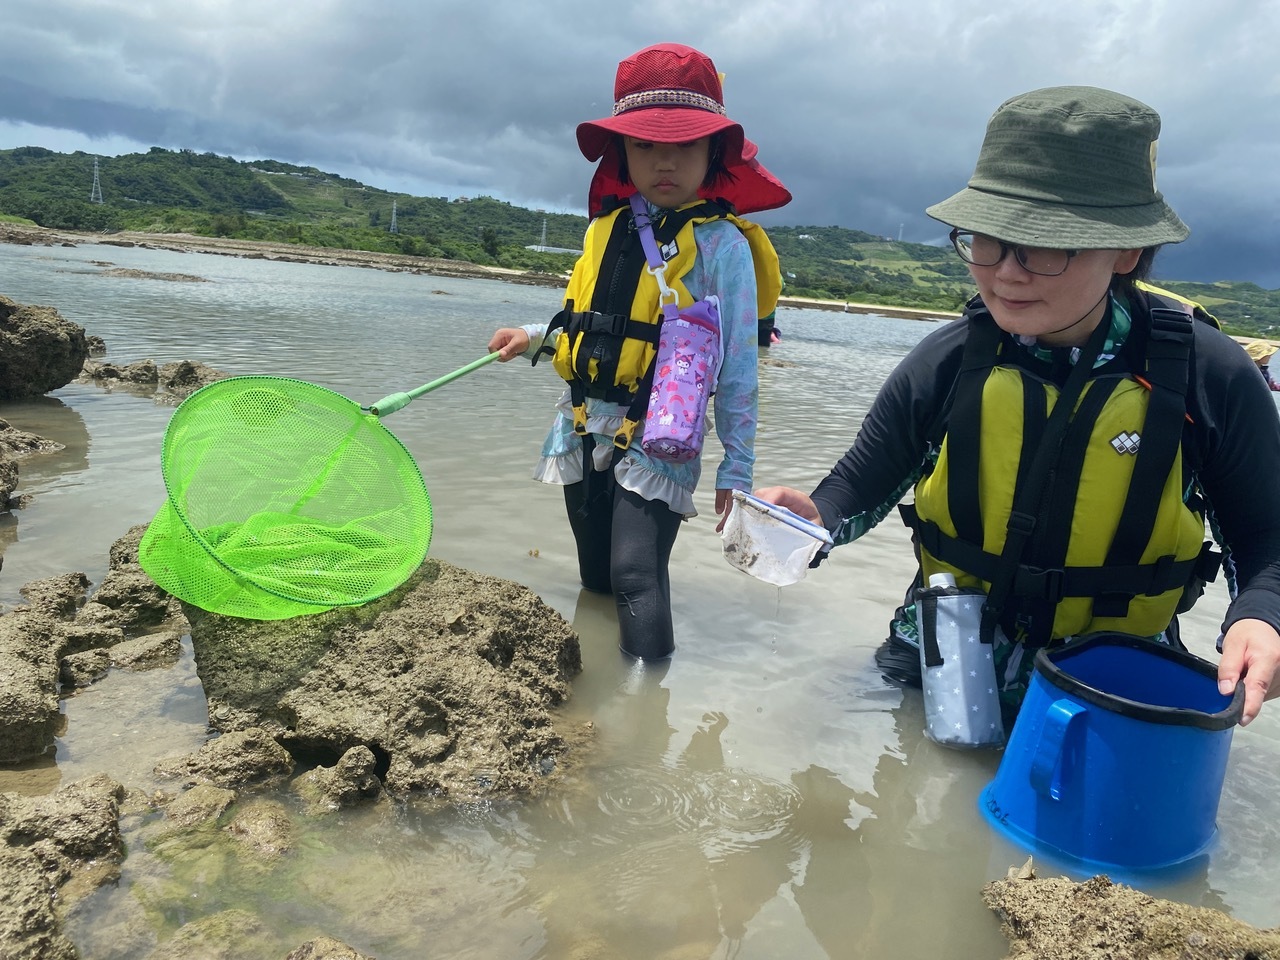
[980,633,1243,873]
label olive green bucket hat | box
[926,85,1190,249]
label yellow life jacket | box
[903,289,1220,646]
[536,197,780,450]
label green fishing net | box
[139,376,432,620]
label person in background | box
[488,43,789,660]
[1243,339,1280,391]
[754,86,1280,727]
[758,310,782,347]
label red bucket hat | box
[576,43,791,218]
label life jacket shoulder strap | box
[1096,291,1196,595]
[1136,281,1223,331]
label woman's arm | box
[1190,327,1280,723]
[809,320,968,544]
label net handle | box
[364,352,500,417]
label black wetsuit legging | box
[563,470,683,660]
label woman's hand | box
[751,486,823,524]
[1218,618,1280,726]
[488,328,530,361]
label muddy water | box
[1,241,1277,958]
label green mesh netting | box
[139,376,432,620]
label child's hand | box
[714,488,734,532]
[489,328,530,361]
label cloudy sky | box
[4,0,1277,286]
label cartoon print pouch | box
[642,295,720,463]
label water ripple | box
[593,763,703,839]
[694,769,803,860]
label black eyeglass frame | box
[948,228,1079,277]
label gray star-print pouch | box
[919,574,1007,749]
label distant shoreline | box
[0,221,957,321]
[777,295,958,322]
[0,221,566,288]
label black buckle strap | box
[914,514,1200,602]
[1006,553,1196,604]
[1148,306,1194,341]
[571,310,630,337]
[533,304,573,366]
[1195,542,1223,583]
[1016,566,1065,604]
[1141,307,1194,389]
[1006,510,1036,540]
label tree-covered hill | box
[1,145,1276,332]
[0,146,586,272]
[766,225,977,312]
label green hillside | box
[766,226,976,312]
[1,145,1276,331]
[0,146,584,274]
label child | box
[488,42,790,659]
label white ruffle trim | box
[531,452,696,519]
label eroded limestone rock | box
[161,783,236,829]
[185,558,582,799]
[0,528,185,763]
[983,873,1280,959]
[0,774,126,960]
[154,727,295,790]
[0,296,89,401]
[285,936,376,960]
[292,745,384,813]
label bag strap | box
[629,194,681,323]
[607,196,730,452]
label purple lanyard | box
[629,193,682,322]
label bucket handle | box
[1030,699,1086,801]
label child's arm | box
[488,323,549,361]
[693,223,758,495]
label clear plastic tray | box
[720,491,833,586]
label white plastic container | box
[720,490,833,587]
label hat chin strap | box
[1036,287,1110,343]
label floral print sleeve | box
[685,219,758,491]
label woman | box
[756,86,1280,726]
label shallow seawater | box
[1,240,1277,958]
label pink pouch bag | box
[629,194,722,464]
[642,296,720,463]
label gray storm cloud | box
[2,0,1276,285]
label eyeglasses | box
[949,229,1078,277]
